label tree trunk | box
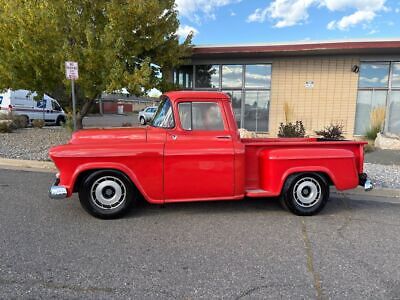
[76,100,94,129]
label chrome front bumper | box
[359,173,374,191]
[49,177,67,199]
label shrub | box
[278,121,306,138]
[315,123,345,140]
[11,115,28,129]
[62,113,74,132]
[0,121,12,133]
[32,119,45,128]
[365,125,381,141]
[122,122,132,127]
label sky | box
[175,0,400,45]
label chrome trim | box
[49,185,67,199]
[364,179,373,191]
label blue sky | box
[175,0,400,45]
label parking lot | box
[1,169,400,299]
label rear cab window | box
[178,102,225,131]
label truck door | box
[164,101,235,201]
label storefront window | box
[223,90,242,128]
[358,63,390,88]
[392,63,400,88]
[174,66,193,89]
[388,91,400,134]
[245,65,271,88]
[222,65,243,88]
[195,65,219,88]
[354,90,387,135]
[244,91,269,132]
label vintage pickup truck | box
[49,91,372,219]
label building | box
[173,39,400,138]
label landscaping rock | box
[375,133,400,150]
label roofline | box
[191,39,400,57]
[194,38,400,49]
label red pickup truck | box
[49,91,372,219]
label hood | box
[69,128,147,145]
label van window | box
[37,100,47,109]
[52,101,62,111]
[178,102,225,131]
[0,96,3,105]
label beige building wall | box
[269,56,360,138]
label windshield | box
[150,98,175,128]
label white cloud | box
[327,10,376,30]
[248,0,387,30]
[176,25,199,38]
[247,0,315,27]
[176,0,240,22]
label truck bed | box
[241,138,366,196]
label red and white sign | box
[65,61,79,80]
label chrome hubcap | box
[293,177,321,208]
[90,176,126,210]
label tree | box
[0,0,192,129]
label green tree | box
[0,0,192,129]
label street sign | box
[65,61,79,80]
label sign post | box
[65,61,79,131]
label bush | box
[365,125,381,141]
[278,121,306,138]
[32,119,45,128]
[0,121,13,133]
[315,123,345,140]
[62,113,74,132]
[12,115,28,129]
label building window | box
[223,90,242,129]
[355,62,400,135]
[174,66,193,89]
[358,63,390,88]
[222,65,243,88]
[244,91,270,132]
[195,65,219,88]
[245,64,271,89]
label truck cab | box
[49,91,371,219]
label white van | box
[0,89,66,125]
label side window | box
[52,101,61,111]
[178,102,225,131]
[37,99,47,109]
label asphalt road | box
[1,169,400,299]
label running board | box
[245,189,279,198]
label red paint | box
[49,91,367,204]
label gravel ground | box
[0,128,70,161]
[1,129,399,189]
[364,162,400,189]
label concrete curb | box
[331,186,400,198]
[0,158,55,173]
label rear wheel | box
[78,170,136,219]
[281,173,329,216]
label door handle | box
[216,135,231,139]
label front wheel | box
[139,117,146,125]
[280,173,329,216]
[78,170,136,219]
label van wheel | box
[140,117,146,125]
[281,173,329,216]
[56,116,66,126]
[78,170,136,219]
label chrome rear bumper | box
[49,177,67,199]
[359,173,374,191]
